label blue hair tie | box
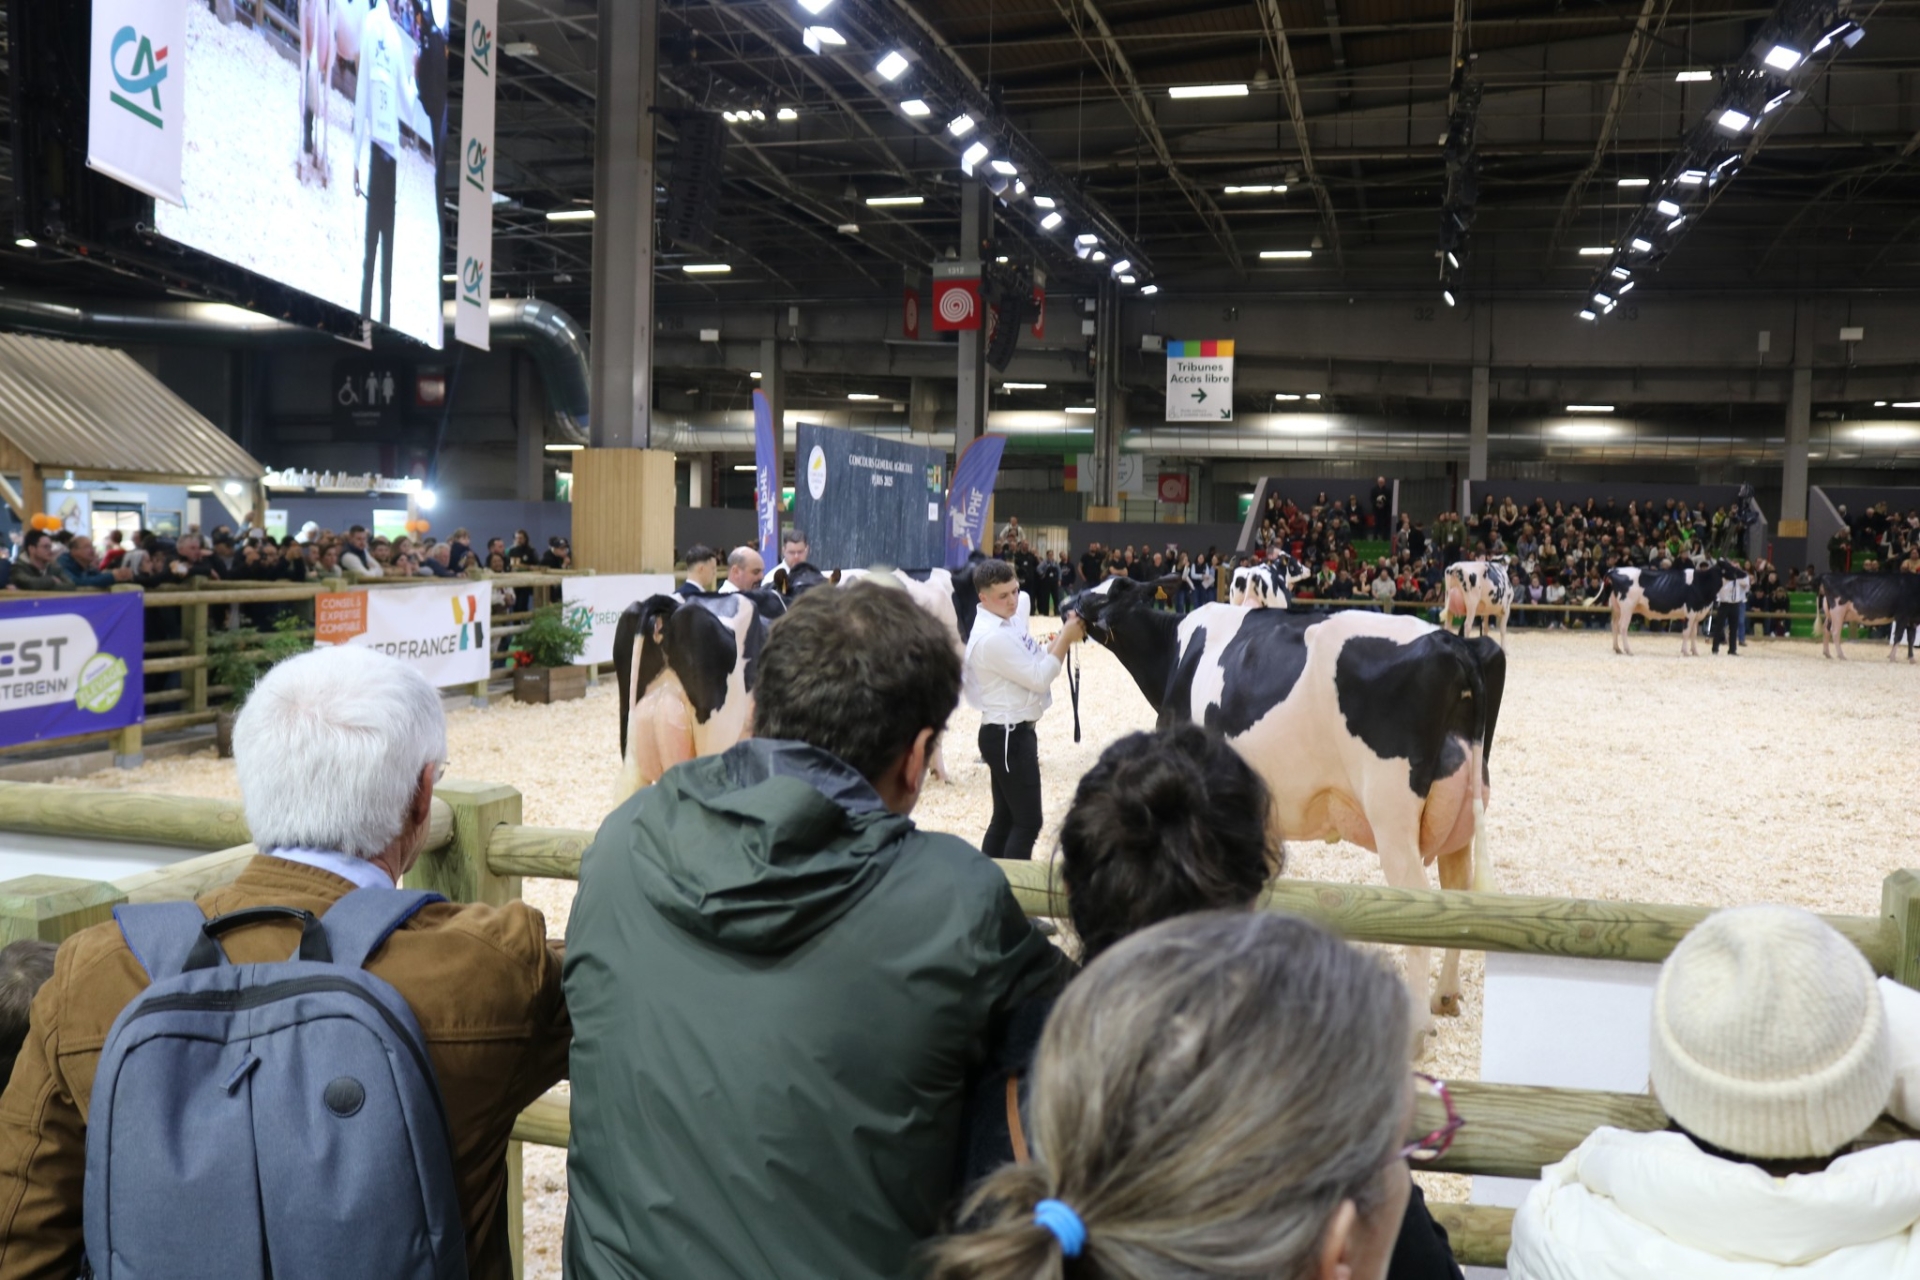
[1033,1198,1086,1258]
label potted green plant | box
[207,615,313,756]
[509,604,590,704]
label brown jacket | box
[0,856,569,1280]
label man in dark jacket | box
[564,584,1067,1280]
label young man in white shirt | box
[962,559,1083,860]
[354,0,408,326]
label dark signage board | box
[790,424,945,571]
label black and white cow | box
[1440,560,1513,644]
[1590,560,1736,656]
[766,563,840,597]
[1819,572,1920,662]
[1229,552,1310,608]
[1066,576,1506,1019]
[612,589,788,801]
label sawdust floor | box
[54,626,1920,1274]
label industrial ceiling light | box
[1579,309,1598,321]
[1666,216,1686,232]
[1275,393,1301,400]
[900,98,932,117]
[1223,184,1282,194]
[1065,406,1096,414]
[751,371,763,378]
[1168,83,1248,98]
[1566,404,1615,412]
[777,107,799,121]
[416,489,438,511]
[1259,249,1313,259]
[1617,280,1636,293]
[847,392,880,401]
[1675,69,1714,82]
[875,51,910,80]
[14,237,37,249]
[1609,267,1631,280]
[1002,382,1047,390]
[960,141,989,174]
[802,26,845,51]
[1676,169,1707,185]
[1874,400,1887,406]
[1894,401,1920,409]
[1118,274,1136,285]
[1033,195,1057,209]
[1578,246,1611,255]
[1763,89,1794,114]
[1446,251,1460,268]
[750,109,766,121]
[797,0,832,12]
[1442,289,1457,307]
[441,273,457,282]
[865,194,923,206]
[1593,293,1613,307]
[1091,251,1107,262]
[1655,199,1682,217]
[947,113,976,136]
[1140,284,1159,295]
[837,222,859,234]
[1763,44,1804,72]
[1812,21,1864,54]
[1617,177,1651,187]
[1039,211,1063,230]
[1716,107,1752,132]
[682,263,732,273]
[1014,180,1026,195]
[547,208,595,221]
[1630,237,1654,253]
[1305,392,1321,400]
[989,159,1018,176]
[546,443,585,452]
[1109,259,1131,274]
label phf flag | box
[0,595,144,748]
[87,0,187,206]
[945,434,1008,569]
[314,582,490,689]
[1165,339,1235,422]
[754,389,780,565]
[454,0,500,349]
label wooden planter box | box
[513,665,587,705]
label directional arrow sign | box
[1165,339,1234,422]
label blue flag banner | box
[0,593,144,747]
[946,434,1009,568]
[754,389,779,565]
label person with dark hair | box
[564,583,1067,1280]
[954,725,1464,1280]
[8,531,76,592]
[962,559,1084,861]
[0,939,55,1086]
[676,544,719,597]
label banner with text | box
[754,390,780,566]
[314,583,490,688]
[87,0,187,205]
[1165,339,1234,422]
[792,424,945,570]
[945,434,1008,567]
[0,594,143,748]
[454,0,499,348]
[562,574,675,666]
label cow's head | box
[768,564,840,597]
[1064,576,1161,646]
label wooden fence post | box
[404,778,525,1278]
[183,601,209,714]
[110,722,143,769]
[0,875,127,944]
[1882,870,1920,989]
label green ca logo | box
[462,256,487,308]
[76,654,127,715]
[109,26,168,128]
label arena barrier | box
[3,778,1917,1272]
[0,573,578,768]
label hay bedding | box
[51,630,1920,1275]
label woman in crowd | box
[1509,903,1920,1278]
[948,726,1464,1280]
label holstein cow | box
[612,590,788,801]
[1229,552,1310,608]
[1819,572,1920,662]
[1440,560,1513,644]
[1591,561,1738,656]
[1067,577,1505,1020]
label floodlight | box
[1446,251,1460,268]
[1578,247,1611,256]
[1617,280,1636,293]
[1667,217,1686,232]
[875,51,909,80]
[1442,289,1456,307]
[901,99,932,117]
[1716,107,1752,132]
[1014,180,1026,195]
[801,26,844,51]
[1075,234,1099,247]
[948,113,976,136]
[223,481,245,496]
[1677,170,1706,185]
[1630,237,1654,253]
[417,489,439,510]
[1763,44,1803,72]
[1593,293,1613,307]
[1002,382,1047,390]
[1040,211,1063,230]
[1609,267,1630,280]
[682,263,732,273]
[847,393,880,401]
[1655,199,1681,216]
[1763,90,1793,114]
[15,238,38,249]
[1617,177,1651,187]
[1566,405,1615,412]
[776,107,798,121]
[1033,195,1056,209]
[1065,406,1096,414]
[1579,310,1598,321]
[1675,70,1714,82]
[797,0,831,12]
[1140,284,1160,295]
[1109,259,1131,274]
[989,159,1018,176]
[865,195,923,206]
[1168,83,1248,98]
[547,208,595,221]
[960,141,989,174]
[1305,393,1321,400]
[1118,275,1136,284]
[1259,249,1313,259]
[1223,184,1279,194]
[1091,251,1107,262]
[1275,393,1301,401]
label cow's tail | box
[1587,578,1614,608]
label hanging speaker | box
[665,113,729,251]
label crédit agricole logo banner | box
[88,2,187,206]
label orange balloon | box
[414,521,429,534]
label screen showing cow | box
[154,0,448,348]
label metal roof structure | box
[0,333,266,482]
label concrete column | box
[1467,365,1489,510]
[688,452,709,508]
[588,0,657,448]
[1091,279,1122,515]
[1782,304,1814,528]
[954,182,992,456]
[909,377,940,438]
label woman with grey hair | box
[930,910,1437,1280]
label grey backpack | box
[84,887,468,1279]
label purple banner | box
[0,593,144,747]
[754,389,779,566]
[946,433,1009,569]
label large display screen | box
[154,0,448,348]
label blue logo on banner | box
[946,434,1008,568]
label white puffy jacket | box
[1509,1126,1920,1279]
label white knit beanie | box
[1650,904,1892,1159]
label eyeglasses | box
[1398,1073,1464,1164]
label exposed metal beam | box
[1541,0,1674,265]
[1252,0,1343,268]
[1046,0,1244,272]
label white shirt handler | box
[964,593,1064,726]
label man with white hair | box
[0,647,568,1279]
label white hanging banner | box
[454,0,499,350]
[562,575,676,666]
[313,582,491,689]
[1164,339,1234,422]
[87,0,187,206]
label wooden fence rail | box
[4,779,1917,1272]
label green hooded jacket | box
[563,739,1068,1280]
